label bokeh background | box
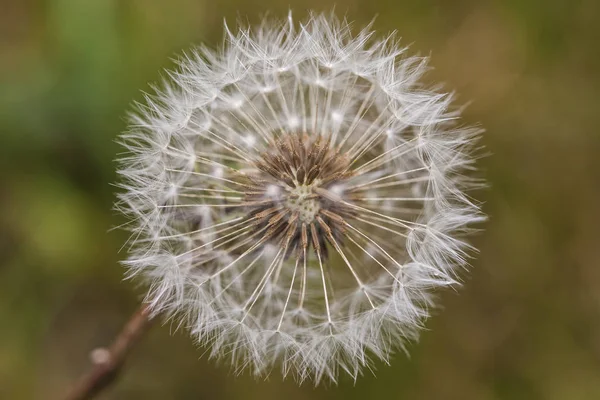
[2,0,600,399]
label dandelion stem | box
[65,304,153,400]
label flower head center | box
[286,183,321,223]
[241,133,355,258]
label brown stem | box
[65,304,153,400]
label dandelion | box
[116,12,484,383]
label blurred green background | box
[2,0,600,399]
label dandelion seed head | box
[116,11,484,383]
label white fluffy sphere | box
[116,12,484,383]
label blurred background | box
[1,0,600,399]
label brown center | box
[240,134,356,259]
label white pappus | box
[115,11,485,384]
